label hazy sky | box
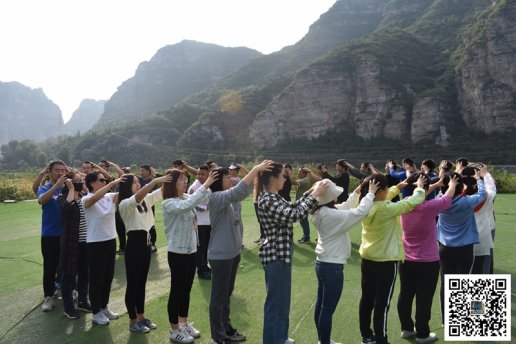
[0,0,337,123]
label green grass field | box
[0,195,514,344]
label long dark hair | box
[162,169,187,199]
[255,162,283,195]
[311,201,336,215]
[210,167,229,193]
[117,174,147,213]
[359,173,388,200]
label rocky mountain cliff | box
[38,0,516,166]
[96,40,261,129]
[64,99,105,135]
[0,81,63,144]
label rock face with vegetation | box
[0,81,63,144]
[14,0,515,167]
[96,40,261,128]
[455,0,516,134]
[64,99,105,135]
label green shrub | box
[490,168,516,194]
[0,177,35,201]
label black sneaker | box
[116,249,125,255]
[198,271,211,280]
[361,336,376,344]
[151,245,157,253]
[298,237,310,244]
[78,301,92,313]
[226,326,246,341]
[64,308,80,319]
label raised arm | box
[84,177,124,208]
[38,175,67,205]
[33,166,49,194]
[134,174,172,204]
[106,160,125,177]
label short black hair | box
[402,158,414,166]
[199,165,209,171]
[140,164,152,172]
[48,160,66,171]
[421,159,436,171]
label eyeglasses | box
[98,178,107,183]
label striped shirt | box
[257,192,318,266]
[77,200,87,243]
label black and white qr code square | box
[445,274,511,341]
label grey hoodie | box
[208,180,252,260]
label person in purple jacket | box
[436,170,487,323]
[398,173,459,344]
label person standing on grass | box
[296,167,321,244]
[470,164,496,274]
[397,173,459,344]
[278,164,297,202]
[388,158,417,198]
[117,173,172,333]
[256,162,328,344]
[319,159,350,203]
[139,164,160,253]
[208,161,273,344]
[358,174,426,344]
[310,179,378,344]
[187,165,213,280]
[38,160,67,312]
[162,168,218,344]
[57,171,91,319]
[437,169,486,324]
[82,172,124,325]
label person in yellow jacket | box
[358,174,425,344]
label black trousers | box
[87,239,116,314]
[124,231,151,319]
[438,243,474,323]
[41,236,60,297]
[397,260,440,338]
[168,252,196,324]
[61,242,89,311]
[209,254,241,341]
[359,259,398,344]
[196,225,211,273]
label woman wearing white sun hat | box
[310,179,378,344]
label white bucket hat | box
[314,180,343,205]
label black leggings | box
[196,225,211,273]
[41,236,60,297]
[167,252,196,324]
[125,231,151,319]
[359,259,398,344]
[438,243,474,323]
[87,239,116,314]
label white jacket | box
[474,173,496,256]
[311,191,375,264]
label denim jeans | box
[314,261,344,344]
[263,258,292,344]
[300,216,311,240]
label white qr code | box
[445,274,511,341]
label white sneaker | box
[318,341,341,344]
[285,339,295,344]
[181,322,201,338]
[42,296,53,312]
[170,327,194,343]
[101,307,119,320]
[92,311,110,325]
[416,333,437,343]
